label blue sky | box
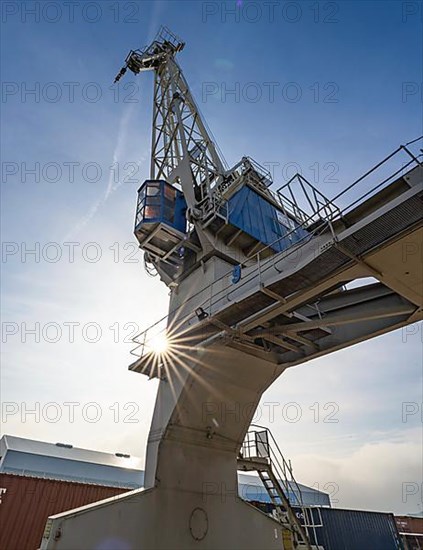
[1,1,422,514]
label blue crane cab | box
[134,180,187,262]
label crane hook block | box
[114,66,127,84]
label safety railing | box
[241,425,305,508]
[154,25,185,51]
[130,315,169,363]
[129,224,319,362]
[217,156,308,225]
[277,173,342,226]
[199,192,229,228]
[240,425,315,547]
[253,137,422,262]
[130,138,422,363]
[243,156,273,188]
[331,137,422,214]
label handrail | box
[241,425,313,548]
[129,221,327,360]
[130,139,422,362]
[331,142,421,206]
[341,156,418,214]
[253,139,422,261]
[249,424,305,507]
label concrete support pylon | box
[41,346,289,550]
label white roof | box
[0,434,143,470]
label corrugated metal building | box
[0,473,129,550]
[0,435,144,489]
[395,515,423,549]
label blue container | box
[227,186,308,253]
[293,507,403,550]
[135,180,187,234]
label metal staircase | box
[238,426,313,550]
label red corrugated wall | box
[0,473,129,550]
[395,515,423,535]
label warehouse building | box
[0,473,126,550]
[395,515,423,550]
[0,434,144,489]
[0,434,330,549]
[0,434,404,550]
[0,434,330,505]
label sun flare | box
[149,333,169,355]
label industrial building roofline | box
[0,434,142,470]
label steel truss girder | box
[151,58,225,208]
[231,282,420,366]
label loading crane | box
[41,27,422,550]
[115,27,310,288]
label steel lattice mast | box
[115,27,225,211]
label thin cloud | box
[63,102,140,241]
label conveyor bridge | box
[130,141,422,380]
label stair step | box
[238,431,312,550]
